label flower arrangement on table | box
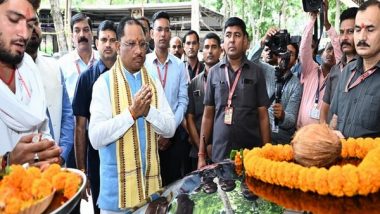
[245,177,380,214]
[236,124,380,197]
[0,164,82,214]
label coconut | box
[291,124,341,167]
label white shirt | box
[88,70,176,150]
[58,49,99,103]
[36,52,63,140]
[0,54,51,154]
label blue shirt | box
[145,52,189,127]
[47,72,74,162]
[59,72,74,162]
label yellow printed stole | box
[109,57,161,209]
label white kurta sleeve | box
[89,75,135,150]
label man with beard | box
[183,30,204,80]
[144,11,188,186]
[0,0,61,170]
[320,7,358,124]
[200,17,270,163]
[186,32,222,169]
[58,13,99,103]
[26,19,74,167]
[297,0,342,129]
[330,0,380,138]
[88,17,175,212]
[72,20,118,214]
[169,36,184,59]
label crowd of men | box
[0,0,380,213]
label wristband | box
[1,152,10,172]
[198,152,206,157]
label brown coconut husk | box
[291,124,342,167]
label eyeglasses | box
[121,41,148,50]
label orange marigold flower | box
[53,172,70,191]
[315,167,329,195]
[31,178,53,199]
[3,165,26,189]
[63,173,81,199]
[42,164,61,182]
[328,166,344,197]
[298,168,308,192]
[341,165,359,196]
[27,167,42,180]
[242,137,380,197]
[4,197,22,214]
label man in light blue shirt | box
[145,11,189,186]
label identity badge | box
[310,104,320,120]
[224,107,233,125]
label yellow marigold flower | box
[315,167,329,195]
[26,167,42,180]
[306,167,318,192]
[270,162,279,185]
[31,178,53,199]
[263,160,273,184]
[4,197,22,214]
[328,166,344,197]
[298,168,308,192]
[42,164,61,182]
[238,137,380,197]
[63,173,81,199]
[3,165,25,189]
[20,171,34,197]
[52,172,70,191]
[341,165,359,196]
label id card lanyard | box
[310,68,327,120]
[345,67,377,92]
[75,54,95,74]
[224,66,242,125]
[314,67,328,105]
[155,62,169,89]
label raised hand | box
[129,84,152,119]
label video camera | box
[302,0,322,12]
[264,29,290,55]
[265,30,293,127]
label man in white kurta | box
[88,17,176,213]
[0,0,61,166]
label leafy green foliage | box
[40,0,348,47]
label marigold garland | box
[243,138,380,197]
[0,164,82,214]
[245,177,380,214]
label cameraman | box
[248,28,302,144]
[297,0,342,128]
